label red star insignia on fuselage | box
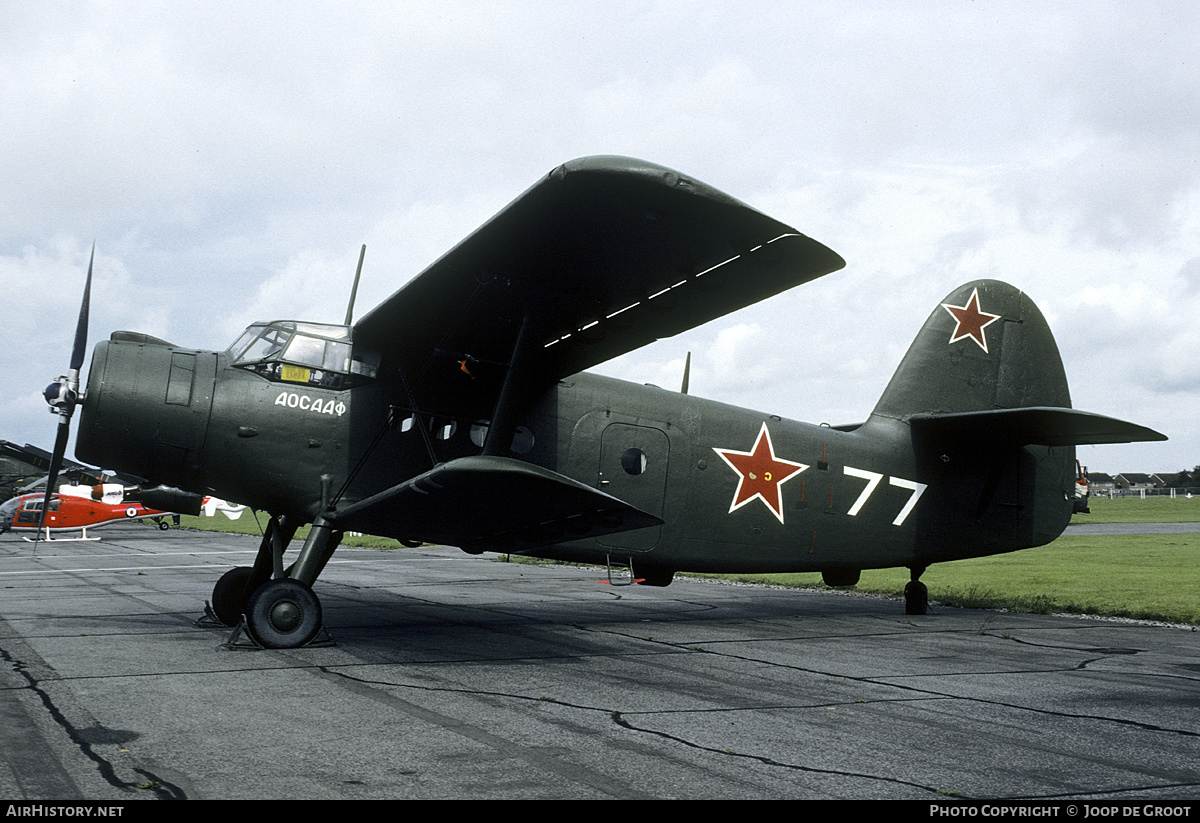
[941,287,1001,353]
[713,423,808,524]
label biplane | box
[41,157,1164,647]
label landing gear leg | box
[210,514,296,626]
[905,565,929,615]
[287,515,343,587]
[242,515,341,649]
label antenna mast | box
[344,244,366,325]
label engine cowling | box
[76,336,218,493]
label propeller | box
[36,244,94,539]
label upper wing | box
[354,156,844,418]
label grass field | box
[176,493,1200,626]
[174,512,400,549]
[1074,493,1200,523]
[720,495,1200,624]
[710,535,1200,625]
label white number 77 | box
[887,476,927,525]
[842,467,927,526]
[843,467,883,516]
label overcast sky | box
[2,0,1197,477]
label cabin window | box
[621,448,648,476]
[510,426,535,455]
[466,421,534,454]
[469,422,489,447]
[21,498,58,512]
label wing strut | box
[482,314,539,457]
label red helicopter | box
[0,483,178,541]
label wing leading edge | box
[354,156,845,420]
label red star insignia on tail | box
[713,423,808,524]
[941,287,1001,353]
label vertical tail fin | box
[871,281,1164,561]
[872,280,1069,421]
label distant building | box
[1081,468,1114,490]
[1154,471,1194,489]
[1115,473,1157,491]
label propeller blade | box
[36,418,71,537]
[37,244,94,541]
[69,243,94,373]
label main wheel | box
[158,520,170,530]
[212,566,255,626]
[245,579,323,649]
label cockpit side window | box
[229,322,379,389]
[239,327,293,363]
[283,336,351,373]
[20,498,57,512]
[227,324,268,362]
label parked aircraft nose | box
[76,337,218,491]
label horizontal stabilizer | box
[332,455,662,552]
[910,407,1167,447]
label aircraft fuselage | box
[77,335,1075,579]
[518,372,1075,575]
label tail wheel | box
[245,579,323,649]
[904,580,929,615]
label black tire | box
[636,568,675,587]
[158,520,170,530]
[904,580,929,615]
[212,566,254,626]
[245,579,322,649]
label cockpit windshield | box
[228,321,380,389]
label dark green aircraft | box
[42,156,1165,648]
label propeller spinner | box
[37,244,94,538]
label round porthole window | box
[470,421,489,447]
[510,426,535,455]
[621,448,647,475]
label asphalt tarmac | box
[1,524,1198,800]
